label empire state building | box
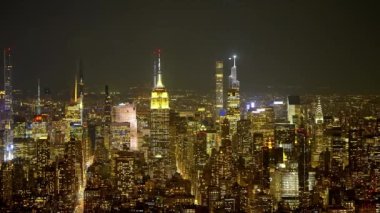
[150,49,173,179]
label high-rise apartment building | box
[3,48,12,114]
[215,61,224,118]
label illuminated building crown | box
[315,96,323,124]
[151,49,169,109]
[229,55,240,89]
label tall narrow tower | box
[36,79,41,115]
[153,50,158,88]
[78,59,84,125]
[74,76,78,103]
[215,61,224,119]
[103,85,112,156]
[3,48,12,114]
[104,85,112,125]
[3,48,14,161]
[311,97,324,168]
[226,55,241,136]
[228,55,240,89]
[78,59,84,99]
[150,49,173,179]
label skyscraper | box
[228,55,240,89]
[150,49,172,179]
[3,48,13,161]
[314,96,323,124]
[78,59,84,99]
[104,85,112,125]
[215,61,224,119]
[112,103,137,150]
[78,60,84,125]
[287,96,301,125]
[36,79,41,115]
[153,49,158,88]
[71,61,84,125]
[103,85,112,155]
[226,55,240,136]
[3,48,12,114]
[312,97,324,168]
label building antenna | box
[156,48,164,88]
[153,50,157,88]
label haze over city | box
[0,0,379,94]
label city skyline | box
[0,0,379,94]
[0,2,380,210]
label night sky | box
[0,0,379,95]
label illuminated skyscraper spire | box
[155,49,164,88]
[3,48,14,161]
[151,49,168,110]
[153,50,158,88]
[78,59,84,125]
[73,59,84,104]
[228,55,239,89]
[37,79,41,115]
[226,54,241,136]
[315,96,323,124]
[312,96,324,167]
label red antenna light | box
[153,48,161,56]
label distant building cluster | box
[0,48,380,212]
